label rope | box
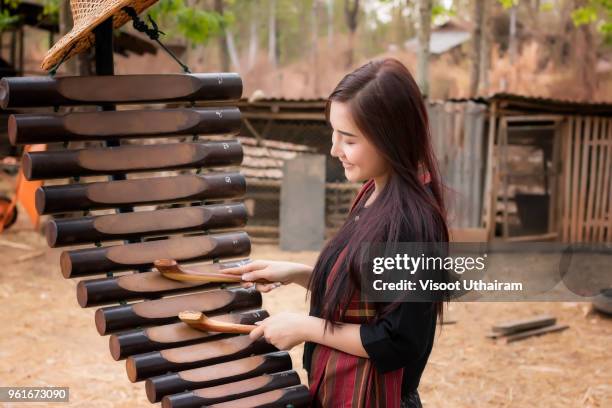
[122,6,192,73]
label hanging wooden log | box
[161,371,300,408]
[9,107,241,145]
[95,287,260,335]
[145,351,291,403]
[77,259,251,307]
[0,73,242,109]
[36,172,246,214]
[48,203,248,247]
[202,385,311,408]
[23,140,243,180]
[61,231,250,278]
[126,335,276,382]
[109,310,269,360]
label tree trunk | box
[326,0,334,47]
[480,0,491,94]
[416,0,432,96]
[508,4,517,64]
[247,18,258,71]
[344,0,359,68]
[578,23,597,100]
[470,0,485,97]
[214,0,231,71]
[225,30,241,72]
[312,0,320,96]
[60,0,78,75]
[268,0,277,69]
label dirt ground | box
[0,220,610,407]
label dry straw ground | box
[0,219,610,407]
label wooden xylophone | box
[2,74,311,408]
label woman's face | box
[328,101,389,183]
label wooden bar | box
[126,335,276,382]
[161,371,300,408]
[593,120,609,241]
[570,118,582,242]
[492,314,556,335]
[561,118,573,241]
[61,231,250,278]
[599,121,612,241]
[23,140,243,180]
[95,287,260,335]
[109,310,268,360]
[145,351,292,403]
[0,73,242,109]
[36,172,246,214]
[203,385,311,408]
[577,117,592,241]
[49,203,248,247]
[585,118,600,242]
[502,324,569,344]
[77,258,251,307]
[9,107,241,145]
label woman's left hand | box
[250,312,309,350]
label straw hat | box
[41,0,159,71]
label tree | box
[268,0,277,68]
[470,0,485,96]
[312,0,320,95]
[416,0,432,96]
[344,0,359,68]
[480,0,492,93]
[215,0,230,71]
[326,0,334,47]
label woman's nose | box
[330,140,340,158]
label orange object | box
[0,144,45,232]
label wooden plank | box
[591,119,605,240]
[449,228,488,242]
[452,104,464,226]
[504,115,564,123]
[577,117,592,242]
[9,108,241,145]
[469,102,486,228]
[585,118,600,242]
[492,314,556,334]
[241,111,325,121]
[503,232,558,242]
[24,140,243,180]
[548,120,563,235]
[605,120,612,242]
[60,231,251,278]
[500,119,510,239]
[0,73,242,108]
[596,120,611,242]
[483,103,497,239]
[502,324,569,344]
[570,117,582,242]
[36,172,245,214]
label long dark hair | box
[308,58,449,328]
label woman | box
[224,58,449,407]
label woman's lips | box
[342,162,354,168]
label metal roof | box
[240,93,612,116]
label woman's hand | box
[222,260,312,292]
[249,312,308,350]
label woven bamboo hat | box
[41,0,159,71]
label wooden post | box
[93,17,132,216]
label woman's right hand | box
[222,260,311,292]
